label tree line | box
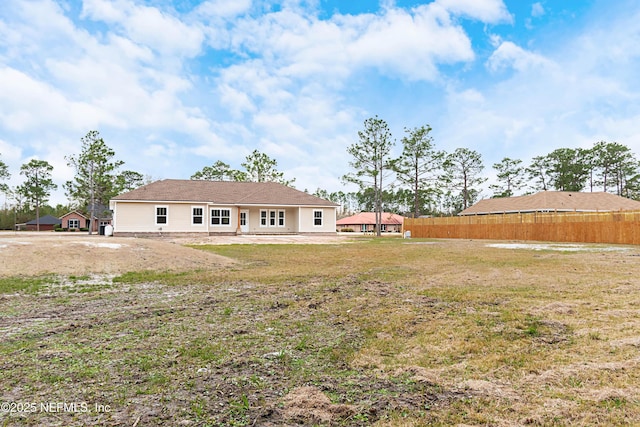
[329,117,640,234]
[2,122,639,230]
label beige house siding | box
[114,203,240,233]
[246,207,297,233]
[239,206,329,234]
[114,202,217,233]
[113,202,337,235]
[298,207,336,233]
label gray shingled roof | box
[111,179,339,206]
[459,191,640,215]
[26,215,62,225]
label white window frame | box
[192,206,204,226]
[259,210,286,227]
[68,218,80,229]
[313,210,323,227]
[210,208,231,226]
[155,206,168,225]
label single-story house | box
[336,212,404,232]
[109,179,339,236]
[459,191,640,215]
[60,210,112,233]
[60,211,89,230]
[25,215,62,231]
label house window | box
[68,219,80,229]
[259,210,285,227]
[156,206,168,225]
[211,208,231,226]
[192,207,204,225]
[381,224,387,232]
[313,210,323,226]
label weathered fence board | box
[403,210,640,245]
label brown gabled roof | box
[459,191,640,215]
[111,179,338,207]
[336,212,404,225]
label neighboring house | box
[60,210,113,233]
[109,179,339,236]
[336,212,404,232]
[25,215,61,231]
[459,191,640,216]
[60,211,89,230]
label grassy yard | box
[1,237,639,426]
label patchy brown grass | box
[1,237,640,426]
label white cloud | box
[195,0,253,19]
[0,139,22,172]
[346,5,475,80]
[486,41,555,73]
[218,84,257,119]
[82,0,204,57]
[80,0,126,22]
[125,6,203,57]
[435,0,513,24]
[531,2,545,18]
[218,61,295,108]
[0,67,111,132]
[220,1,494,88]
[254,112,310,147]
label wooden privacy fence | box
[403,210,640,245]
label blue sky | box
[1,0,640,205]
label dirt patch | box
[279,386,355,424]
[165,233,354,245]
[486,242,632,252]
[0,233,234,277]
